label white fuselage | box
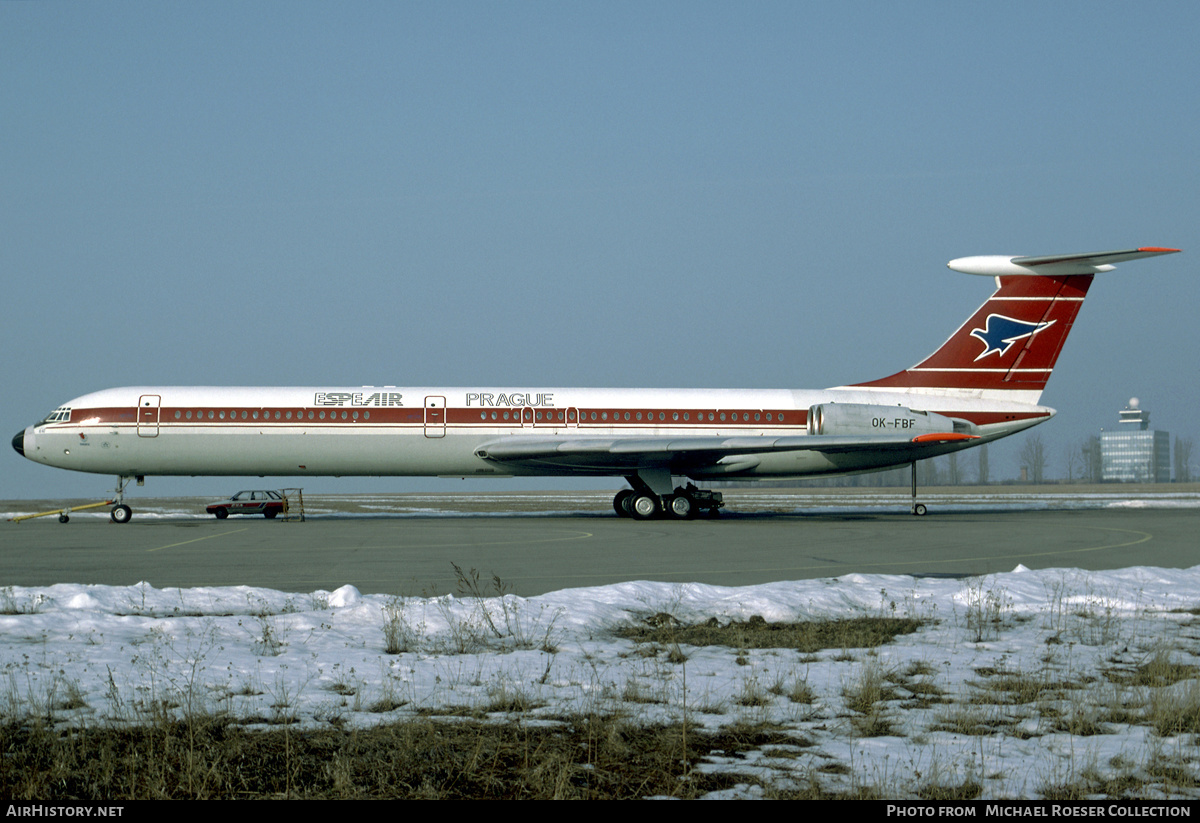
[17,385,1050,482]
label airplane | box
[12,247,1180,523]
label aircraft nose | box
[12,429,24,457]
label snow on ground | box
[6,567,1200,797]
[3,491,1200,798]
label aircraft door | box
[424,396,446,438]
[137,394,161,438]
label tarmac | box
[3,489,1197,596]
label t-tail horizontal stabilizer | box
[947,247,1180,277]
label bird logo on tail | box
[970,314,1055,361]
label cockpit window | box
[40,407,72,424]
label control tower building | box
[1100,398,1170,483]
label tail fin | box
[847,247,1179,403]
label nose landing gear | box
[107,476,138,523]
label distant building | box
[1100,398,1170,483]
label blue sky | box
[3,1,1196,500]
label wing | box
[473,432,978,476]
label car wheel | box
[264,509,277,519]
[214,507,229,519]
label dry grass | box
[917,777,983,800]
[842,661,900,714]
[0,714,796,800]
[617,615,926,653]
[930,702,1020,737]
[1147,681,1200,738]
[1039,755,1200,800]
[1106,650,1199,688]
[968,667,1086,706]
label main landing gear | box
[613,479,723,521]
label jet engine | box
[807,403,970,437]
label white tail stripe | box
[908,367,1052,373]
[988,296,1085,302]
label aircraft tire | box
[667,493,694,520]
[913,504,928,516]
[59,514,69,523]
[613,489,634,517]
[630,493,661,520]
[110,504,132,524]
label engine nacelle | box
[808,403,966,437]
